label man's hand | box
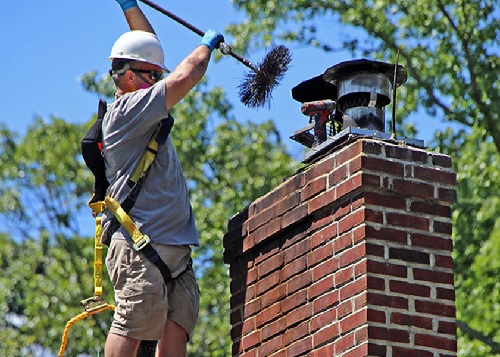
[199,29,224,52]
[115,0,138,11]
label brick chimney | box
[223,138,457,357]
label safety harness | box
[81,98,176,284]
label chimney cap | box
[291,58,407,104]
[324,58,407,87]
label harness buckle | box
[81,296,108,313]
[133,234,151,251]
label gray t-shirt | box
[100,80,199,246]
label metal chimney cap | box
[323,58,407,87]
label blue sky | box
[1,0,439,161]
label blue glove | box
[115,0,138,11]
[199,29,224,52]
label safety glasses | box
[130,68,163,83]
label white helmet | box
[109,30,170,72]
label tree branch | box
[457,319,500,354]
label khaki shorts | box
[105,239,199,341]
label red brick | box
[413,268,454,285]
[274,192,301,217]
[340,276,367,301]
[261,316,287,341]
[391,311,433,330]
[411,233,453,251]
[389,280,431,297]
[313,323,340,346]
[361,172,381,188]
[362,156,405,176]
[367,308,386,323]
[284,238,310,263]
[286,336,313,357]
[392,346,434,357]
[336,174,363,199]
[310,224,337,249]
[387,212,430,231]
[415,333,457,351]
[437,287,455,301]
[312,289,340,313]
[339,243,366,267]
[307,157,334,180]
[384,145,413,161]
[281,256,307,282]
[257,253,283,278]
[340,309,367,334]
[309,344,334,356]
[253,219,281,245]
[431,154,452,168]
[343,342,368,357]
[365,243,384,258]
[281,289,307,314]
[255,270,281,296]
[308,242,333,267]
[392,179,435,200]
[337,299,353,320]
[281,203,309,229]
[287,270,313,295]
[434,220,453,235]
[312,257,339,281]
[244,299,261,319]
[438,320,457,335]
[302,176,327,201]
[411,200,452,217]
[364,191,406,209]
[310,307,337,332]
[338,208,365,235]
[260,334,283,356]
[278,172,306,199]
[368,325,410,343]
[334,231,353,253]
[335,332,355,354]
[335,141,363,165]
[367,292,408,309]
[256,302,281,328]
[413,166,456,185]
[260,284,286,309]
[365,224,407,244]
[364,207,384,224]
[308,276,334,300]
[241,330,260,350]
[438,187,457,204]
[367,260,407,278]
[415,300,455,318]
[308,189,335,214]
[389,247,430,264]
[248,206,274,232]
[333,200,351,220]
[367,276,385,291]
[329,164,348,186]
[435,254,454,269]
[283,320,309,346]
[335,266,354,288]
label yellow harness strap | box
[58,123,164,356]
[104,196,150,251]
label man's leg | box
[156,320,188,357]
[105,333,141,357]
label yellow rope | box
[57,304,115,357]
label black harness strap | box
[82,99,183,286]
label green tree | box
[224,0,500,354]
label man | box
[101,0,223,356]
